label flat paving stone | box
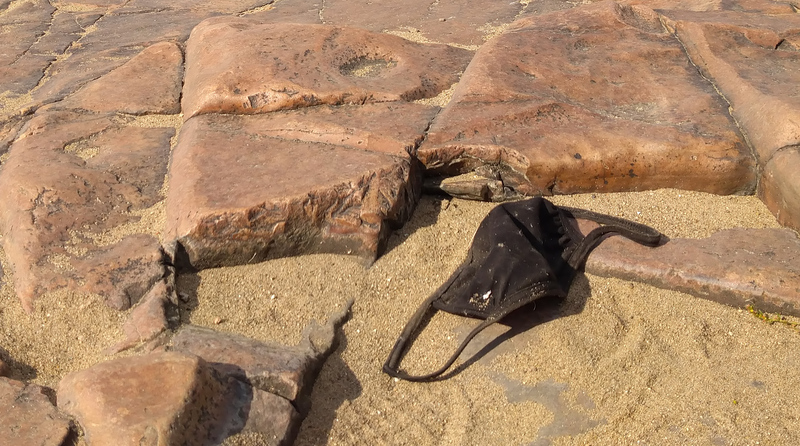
[420,2,755,196]
[0,377,72,446]
[181,19,472,118]
[166,103,436,269]
[322,0,523,46]
[0,0,55,95]
[0,110,172,310]
[669,11,800,163]
[581,222,800,316]
[50,41,184,115]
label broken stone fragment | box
[423,167,510,202]
[581,222,800,316]
[169,299,353,415]
[0,377,72,446]
[105,278,174,354]
[181,19,473,118]
[420,2,755,196]
[166,104,435,270]
[58,351,272,446]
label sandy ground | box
[5,189,794,445]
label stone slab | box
[582,223,800,316]
[166,104,434,269]
[52,41,184,114]
[181,19,473,118]
[0,110,171,310]
[759,147,800,232]
[0,377,71,446]
[58,351,242,446]
[420,2,755,196]
[322,0,523,46]
[671,12,800,163]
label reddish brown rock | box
[420,2,755,196]
[0,110,172,310]
[58,351,260,446]
[166,104,435,269]
[30,8,206,105]
[582,224,800,316]
[170,299,351,412]
[74,235,167,310]
[106,279,173,354]
[672,13,800,163]
[0,377,72,446]
[246,0,323,24]
[759,147,800,232]
[181,19,472,118]
[0,358,7,377]
[52,41,184,114]
[322,0,523,46]
[0,0,55,94]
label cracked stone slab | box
[669,11,800,163]
[166,103,436,269]
[580,221,800,316]
[106,278,173,354]
[181,19,473,118]
[321,0,523,46]
[760,147,800,232]
[420,2,755,196]
[46,41,184,115]
[58,351,274,446]
[0,377,72,446]
[0,110,172,310]
[168,300,351,438]
[30,8,208,106]
[169,315,343,412]
[0,0,56,95]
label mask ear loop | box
[559,207,663,270]
[383,292,542,382]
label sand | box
[2,189,799,445]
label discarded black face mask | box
[383,197,663,382]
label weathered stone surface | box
[58,351,250,446]
[0,0,55,94]
[74,234,167,310]
[166,104,434,269]
[170,305,345,410]
[0,110,172,310]
[0,358,7,377]
[582,223,800,316]
[106,279,172,354]
[181,19,473,118]
[760,147,800,232]
[0,377,71,446]
[240,387,301,446]
[322,0,523,46]
[30,8,207,106]
[246,0,323,25]
[52,41,184,114]
[170,300,350,429]
[420,2,755,196]
[672,13,800,163]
